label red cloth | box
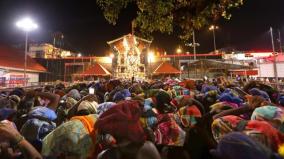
[182,80,196,90]
[95,100,145,143]
[220,115,284,151]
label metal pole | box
[150,58,152,80]
[82,57,84,81]
[179,61,181,80]
[193,30,196,60]
[270,27,279,89]
[24,32,28,86]
[278,30,282,54]
[213,28,217,52]
[187,62,189,78]
[64,64,66,82]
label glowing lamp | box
[16,17,38,32]
[176,48,182,54]
[148,51,155,62]
[109,53,114,59]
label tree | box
[97,0,244,40]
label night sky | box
[0,0,283,56]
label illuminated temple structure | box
[107,34,152,79]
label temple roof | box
[153,62,181,74]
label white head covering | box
[77,100,98,114]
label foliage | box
[97,0,244,40]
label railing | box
[0,82,71,91]
[0,80,88,91]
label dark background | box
[0,0,283,55]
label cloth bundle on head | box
[80,90,88,97]
[205,90,219,97]
[223,88,238,95]
[170,95,190,108]
[154,114,186,146]
[21,106,57,150]
[218,93,243,106]
[77,100,98,114]
[210,132,278,159]
[164,79,178,86]
[181,79,196,90]
[66,97,78,109]
[175,105,202,128]
[112,89,131,102]
[172,86,190,97]
[202,90,219,105]
[28,106,57,121]
[211,115,284,151]
[243,81,278,103]
[42,114,98,158]
[249,88,271,102]
[201,85,218,94]
[251,106,284,133]
[139,115,158,129]
[96,102,116,116]
[95,100,145,143]
[210,101,239,114]
[67,89,81,101]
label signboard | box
[0,70,39,87]
[9,74,26,85]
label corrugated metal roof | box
[0,45,46,72]
[153,62,181,74]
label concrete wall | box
[0,70,39,87]
[258,62,284,78]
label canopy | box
[153,62,181,74]
[75,63,111,76]
[0,45,46,72]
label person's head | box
[76,100,98,115]
[249,88,271,102]
[245,95,269,109]
[210,132,276,159]
[9,87,25,98]
[251,106,284,133]
[279,95,284,106]
[95,100,145,144]
[155,91,174,113]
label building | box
[107,34,152,79]
[258,54,284,78]
[0,45,46,87]
[29,43,75,59]
[223,51,273,66]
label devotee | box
[0,78,284,159]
